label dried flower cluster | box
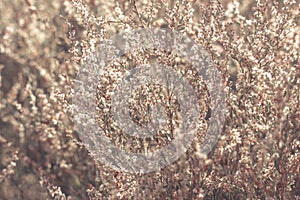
[0,0,299,199]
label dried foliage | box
[0,0,299,199]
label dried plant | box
[0,0,299,199]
